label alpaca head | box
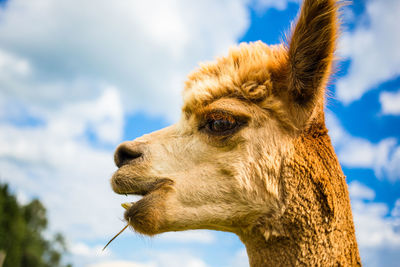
[111,0,337,237]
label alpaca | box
[110,0,361,265]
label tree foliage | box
[0,183,72,267]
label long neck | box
[240,227,303,266]
[239,126,361,266]
[239,218,360,266]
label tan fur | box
[111,0,361,266]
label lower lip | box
[121,194,144,210]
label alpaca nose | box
[114,141,144,168]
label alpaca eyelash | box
[198,111,233,128]
[206,112,235,122]
[198,111,248,136]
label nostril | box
[114,143,144,168]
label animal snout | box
[114,141,144,168]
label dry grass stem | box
[103,220,130,251]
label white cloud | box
[336,0,400,104]
[0,0,252,122]
[251,0,299,12]
[45,87,124,144]
[353,199,400,248]
[157,230,215,244]
[380,90,400,115]
[0,88,127,240]
[230,248,249,267]
[70,242,111,259]
[0,48,31,78]
[348,182,400,266]
[392,199,400,217]
[88,249,210,267]
[148,251,209,267]
[0,0,311,122]
[15,189,30,206]
[326,112,400,181]
[348,181,375,201]
[88,261,155,267]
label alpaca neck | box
[240,227,301,267]
[238,131,361,266]
[239,219,360,267]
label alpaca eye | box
[207,119,237,134]
[201,111,246,136]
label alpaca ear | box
[285,0,338,126]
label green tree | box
[0,183,72,267]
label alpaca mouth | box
[111,175,174,213]
[104,178,173,250]
[120,192,148,210]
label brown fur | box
[110,0,361,266]
[242,117,361,266]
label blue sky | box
[0,0,399,267]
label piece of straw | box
[103,219,130,251]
